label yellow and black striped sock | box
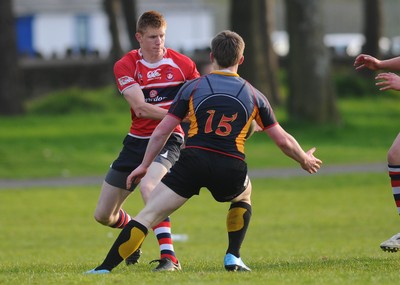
[226,202,252,258]
[96,220,148,271]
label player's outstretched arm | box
[354,54,400,72]
[265,124,322,174]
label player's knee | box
[139,183,154,202]
[388,147,400,165]
[94,212,113,226]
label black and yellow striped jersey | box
[168,70,278,160]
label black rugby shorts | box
[161,148,248,202]
[105,133,183,191]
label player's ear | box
[135,32,142,43]
[238,55,244,65]
[209,52,214,63]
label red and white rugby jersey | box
[114,48,200,138]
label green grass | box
[0,86,130,179]
[1,86,400,284]
[1,88,399,179]
[246,94,399,168]
[1,174,399,284]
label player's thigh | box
[139,161,169,201]
[231,178,252,205]
[95,181,131,217]
[388,133,400,164]
[135,182,188,228]
[140,161,168,187]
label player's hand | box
[375,72,400,91]
[354,54,380,71]
[301,147,322,174]
[253,122,263,132]
[182,111,191,123]
[126,165,148,189]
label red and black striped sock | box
[389,165,400,214]
[152,217,178,263]
[111,209,132,229]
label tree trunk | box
[285,0,340,123]
[121,0,139,50]
[262,0,282,106]
[230,0,282,106]
[362,0,382,57]
[0,0,24,115]
[103,0,124,62]
[360,0,383,80]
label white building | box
[13,0,400,60]
[13,0,228,59]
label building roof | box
[14,0,102,15]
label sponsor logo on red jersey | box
[147,69,161,80]
[166,72,174,80]
[118,76,134,86]
[149,90,158,98]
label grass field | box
[1,174,400,284]
[1,87,400,284]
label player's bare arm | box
[354,54,400,71]
[123,84,168,120]
[378,57,400,71]
[265,124,322,174]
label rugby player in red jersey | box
[92,10,199,271]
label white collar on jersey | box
[218,69,236,74]
[138,48,167,62]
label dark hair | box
[136,10,167,34]
[211,30,245,68]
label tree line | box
[0,0,383,124]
